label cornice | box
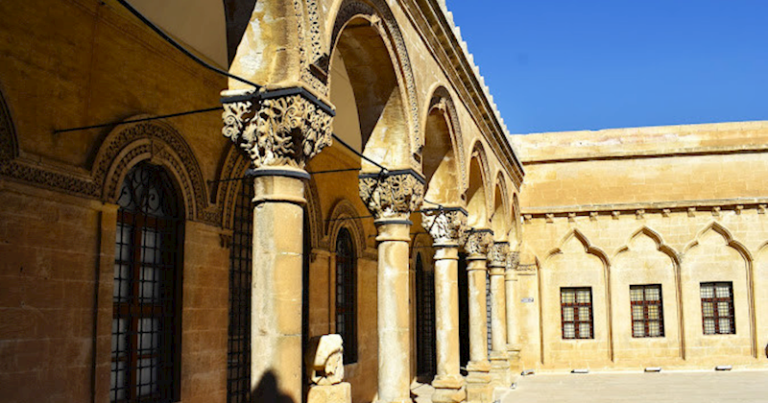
[397,0,525,188]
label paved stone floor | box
[506,370,768,403]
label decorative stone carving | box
[506,251,520,271]
[306,334,345,386]
[222,90,333,169]
[421,207,468,246]
[465,229,493,257]
[358,169,425,220]
[488,242,509,268]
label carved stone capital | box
[488,242,510,268]
[464,229,494,259]
[358,169,425,220]
[506,251,520,272]
[221,88,334,169]
[421,207,468,247]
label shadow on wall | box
[251,371,295,403]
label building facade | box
[0,1,765,403]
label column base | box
[489,351,511,387]
[466,361,492,403]
[432,376,466,403]
[308,382,351,403]
[506,346,522,373]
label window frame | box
[111,163,183,403]
[700,282,736,335]
[335,227,358,364]
[629,284,665,338]
[560,287,594,340]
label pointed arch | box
[0,84,18,163]
[615,226,681,266]
[328,199,366,259]
[421,85,467,192]
[546,228,610,268]
[466,141,492,228]
[327,0,419,169]
[683,221,753,262]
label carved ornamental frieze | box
[358,169,425,220]
[464,229,494,258]
[221,88,333,169]
[488,242,510,268]
[421,207,468,246]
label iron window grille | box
[335,228,357,364]
[701,282,735,335]
[561,287,594,339]
[227,177,253,403]
[111,162,183,403]
[630,284,665,338]
[415,254,436,376]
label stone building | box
[0,2,765,403]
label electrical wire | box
[115,0,450,212]
[54,106,222,134]
[116,0,261,90]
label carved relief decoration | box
[421,207,468,246]
[465,229,494,257]
[329,0,421,164]
[0,103,217,224]
[222,92,333,169]
[506,251,521,271]
[489,242,510,268]
[359,170,425,220]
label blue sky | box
[444,0,768,134]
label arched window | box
[111,162,183,402]
[335,228,357,364]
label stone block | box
[307,383,351,403]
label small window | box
[701,282,735,335]
[561,287,594,339]
[335,228,357,363]
[630,284,664,338]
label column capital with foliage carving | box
[421,206,468,247]
[359,169,425,221]
[488,241,510,269]
[221,87,334,169]
[464,228,494,260]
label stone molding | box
[522,199,768,224]
[221,88,334,169]
[421,206,468,246]
[488,242,509,268]
[464,228,493,258]
[358,169,425,220]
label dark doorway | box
[415,253,436,378]
[458,253,469,372]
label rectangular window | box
[701,282,735,335]
[561,287,594,339]
[630,284,664,338]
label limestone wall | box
[510,122,768,372]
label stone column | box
[421,207,468,403]
[222,87,334,403]
[464,229,494,403]
[505,251,521,369]
[359,169,425,403]
[488,242,510,387]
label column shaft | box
[505,273,520,359]
[250,170,307,403]
[434,247,461,379]
[376,220,412,403]
[467,259,490,367]
[490,271,507,353]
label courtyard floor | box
[505,370,768,403]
